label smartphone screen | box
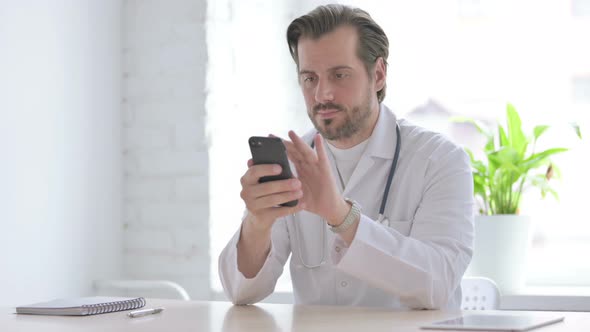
[248,136,298,207]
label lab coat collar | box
[367,103,399,160]
[343,104,399,196]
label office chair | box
[460,277,500,310]
[93,279,191,301]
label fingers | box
[241,164,282,186]
[283,140,305,163]
[241,178,301,209]
[254,189,303,209]
[313,133,329,166]
[288,130,318,163]
[240,163,303,214]
[268,133,306,164]
[246,178,301,198]
[241,178,305,223]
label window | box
[207,0,590,294]
[572,0,590,17]
[206,0,307,293]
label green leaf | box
[570,122,582,139]
[498,126,509,148]
[521,148,568,170]
[484,136,495,153]
[465,149,487,174]
[506,104,528,157]
[472,161,487,174]
[493,164,520,184]
[450,116,493,138]
[465,148,475,160]
[547,187,559,201]
[488,146,522,167]
[473,180,486,197]
[533,125,549,141]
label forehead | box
[297,25,362,72]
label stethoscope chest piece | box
[376,214,390,227]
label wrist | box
[244,214,273,234]
[326,199,352,227]
[329,198,361,234]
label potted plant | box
[455,103,581,294]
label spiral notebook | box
[16,296,146,316]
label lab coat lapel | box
[342,153,375,197]
[342,105,398,197]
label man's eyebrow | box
[329,65,353,71]
[298,66,354,75]
[298,69,315,76]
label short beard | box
[309,94,373,141]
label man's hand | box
[240,160,305,230]
[237,160,305,278]
[283,131,350,226]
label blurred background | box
[1,0,589,306]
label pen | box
[127,307,165,318]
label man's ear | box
[373,57,386,91]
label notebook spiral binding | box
[83,297,146,315]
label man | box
[219,4,474,309]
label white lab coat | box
[219,105,474,309]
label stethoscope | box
[292,123,402,269]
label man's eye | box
[303,76,315,83]
[335,72,348,79]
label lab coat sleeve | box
[334,145,474,309]
[218,215,291,305]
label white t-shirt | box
[326,139,370,189]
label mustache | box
[313,102,345,113]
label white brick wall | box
[123,0,209,300]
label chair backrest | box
[460,277,500,310]
[93,279,191,301]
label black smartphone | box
[248,136,298,207]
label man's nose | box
[314,79,335,103]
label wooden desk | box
[2,299,589,331]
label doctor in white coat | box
[219,4,474,309]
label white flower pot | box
[465,215,532,295]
